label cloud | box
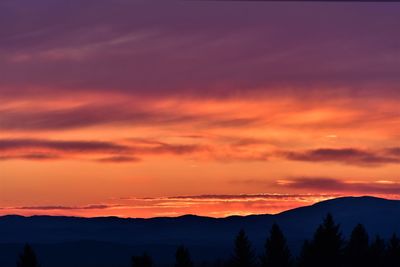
[0,104,198,131]
[385,147,400,157]
[228,137,268,147]
[0,138,205,162]
[206,117,261,128]
[0,101,265,131]
[167,193,337,201]
[277,177,400,195]
[1,204,113,211]
[282,148,400,166]
[0,153,60,161]
[4,139,400,167]
[96,156,141,163]
[127,139,205,155]
[0,1,399,99]
[0,138,129,153]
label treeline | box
[15,214,400,267]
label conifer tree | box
[345,224,369,267]
[175,245,193,267]
[262,223,292,267]
[304,213,344,267]
[17,244,40,267]
[231,229,256,267]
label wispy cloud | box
[0,101,264,131]
[166,193,337,202]
[277,177,400,195]
[0,135,275,163]
[2,204,113,211]
[6,137,400,167]
[281,148,400,166]
[0,104,197,131]
[0,153,60,161]
[1,1,399,98]
[0,138,204,162]
[96,156,141,163]
[0,138,129,153]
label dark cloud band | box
[277,177,400,194]
[281,148,400,166]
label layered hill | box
[1,196,399,267]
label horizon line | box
[0,195,388,220]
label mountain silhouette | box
[1,196,400,267]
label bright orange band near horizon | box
[2,92,400,218]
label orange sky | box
[1,1,400,218]
[2,92,400,217]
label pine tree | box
[231,229,256,267]
[305,213,344,267]
[17,244,40,267]
[262,223,292,267]
[175,245,193,267]
[345,224,369,267]
[132,252,153,267]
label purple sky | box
[1,1,399,98]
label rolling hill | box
[1,196,399,267]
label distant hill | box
[1,196,400,267]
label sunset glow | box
[1,1,400,218]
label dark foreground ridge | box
[2,196,400,267]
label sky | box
[1,0,400,218]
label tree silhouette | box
[369,235,386,267]
[17,244,40,267]
[175,245,193,267]
[231,229,256,267]
[261,223,291,267]
[385,234,400,267]
[345,224,369,267]
[297,240,312,267]
[304,213,344,267]
[297,240,313,267]
[132,252,153,267]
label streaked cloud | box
[0,138,129,153]
[96,156,141,163]
[0,101,263,131]
[281,148,400,166]
[277,177,400,195]
[1,204,112,211]
[0,138,204,162]
[0,153,60,161]
[1,1,400,98]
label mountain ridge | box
[1,196,400,267]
